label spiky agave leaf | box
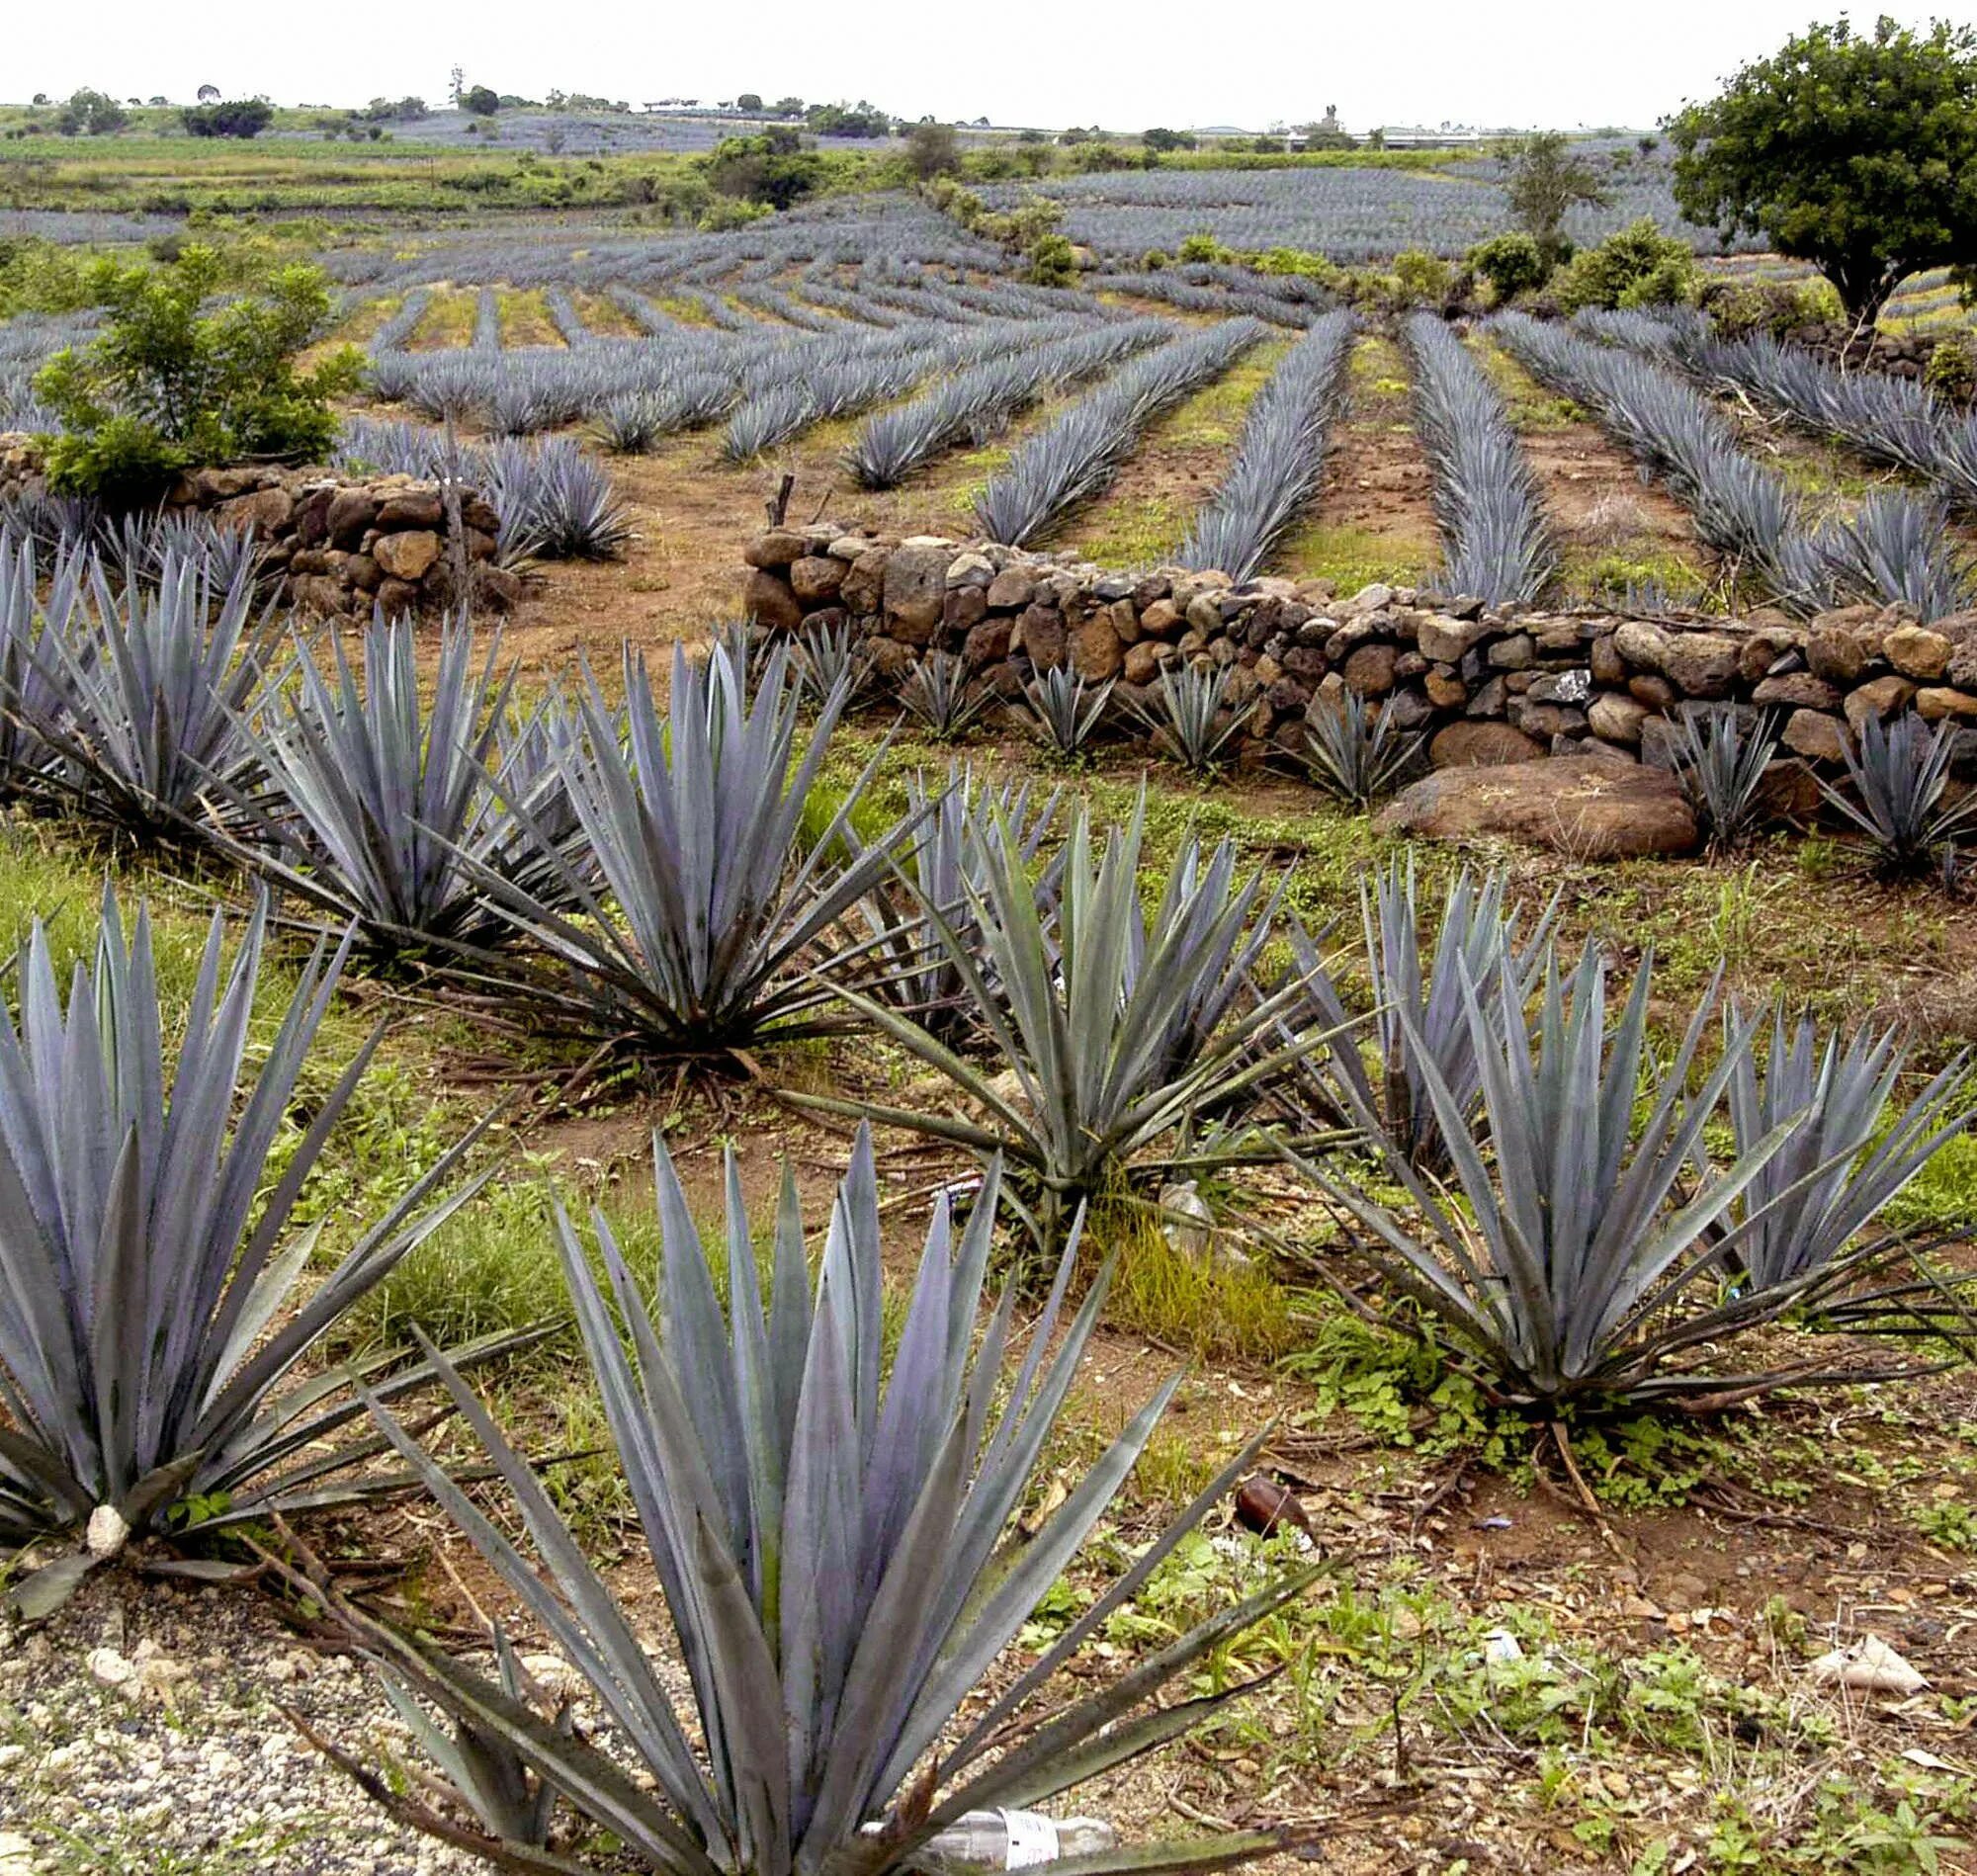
[234,615,545,958]
[1129,659,1247,775]
[448,640,919,1060]
[1723,1001,1975,1292]
[1821,711,1977,877]
[1304,941,1833,1408]
[897,650,990,741]
[0,530,88,800]
[794,619,875,710]
[0,890,517,1611]
[1304,690,1421,809]
[810,795,1346,1238]
[336,1129,1310,1876]
[1022,665,1113,762]
[1669,706,1780,855]
[1274,858,1556,1169]
[837,767,1060,1048]
[18,550,278,842]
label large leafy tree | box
[1504,131,1609,265]
[1668,16,1977,326]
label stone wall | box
[0,435,519,618]
[743,526,1977,777]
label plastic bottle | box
[868,1809,1118,1868]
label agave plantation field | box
[11,107,1977,1876]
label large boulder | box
[1375,755,1700,860]
[1427,722,1545,768]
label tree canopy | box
[1504,132,1609,264]
[1669,15,1977,324]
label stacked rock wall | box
[0,435,518,618]
[744,526,1977,775]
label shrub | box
[324,1130,1306,1874]
[35,245,361,503]
[1025,232,1076,287]
[1556,218,1699,314]
[1468,232,1551,303]
[1392,249,1453,304]
[180,99,273,138]
[1927,333,1977,404]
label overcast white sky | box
[4,2,1912,131]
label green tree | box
[462,85,499,117]
[1668,16,1977,326]
[55,88,127,136]
[905,119,961,179]
[1026,232,1077,287]
[1504,130,1609,264]
[34,246,361,504]
[706,131,823,209]
[1142,127,1197,152]
[736,93,764,112]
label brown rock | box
[1138,597,1182,639]
[1844,674,1918,731]
[840,548,890,617]
[1807,623,1871,686]
[1417,615,1493,662]
[1376,755,1700,859]
[1657,629,1741,698]
[473,564,525,612]
[744,530,810,569]
[1885,625,1953,681]
[962,619,1012,669]
[1587,692,1650,745]
[325,487,379,549]
[1783,708,1849,764]
[373,530,441,582]
[1590,635,1628,686]
[375,577,421,617]
[1070,618,1124,681]
[1917,686,1977,723]
[790,555,845,604]
[1017,604,1068,671]
[1424,669,1467,710]
[345,553,382,593]
[944,585,989,636]
[1751,672,1842,711]
[1629,674,1678,710]
[985,568,1036,610]
[883,544,952,639]
[215,486,293,537]
[1123,641,1168,685]
[1342,642,1399,696]
[377,490,445,530]
[743,568,805,633]
[1427,722,1546,768]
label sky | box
[1,1,1922,131]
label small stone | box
[1344,582,1394,615]
[373,530,441,582]
[88,1646,137,1689]
[1487,633,1534,670]
[1342,642,1399,696]
[1783,708,1849,764]
[1069,618,1124,681]
[1527,667,1593,707]
[1752,672,1842,711]
[1885,625,1954,681]
[945,551,994,589]
[1917,686,1977,723]
[985,568,1036,610]
[789,555,844,604]
[1417,614,1493,662]
[1844,674,1918,730]
[1588,692,1650,744]
[86,1503,129,1558]
[744,530,810,569]
[743,568,804,634]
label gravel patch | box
[0,1574,480,1875]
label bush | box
[1468,231,1550,303]
[1555,217,1698,313]
[181,98,273,138]
[1392,248,1453,304]
[1026,232,1077,287]
[34,245,362,503]
[1926,332,1977,403]
[461,85,499,116]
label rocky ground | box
[0,1575,479,1876]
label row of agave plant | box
[0,532,1973,1868]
